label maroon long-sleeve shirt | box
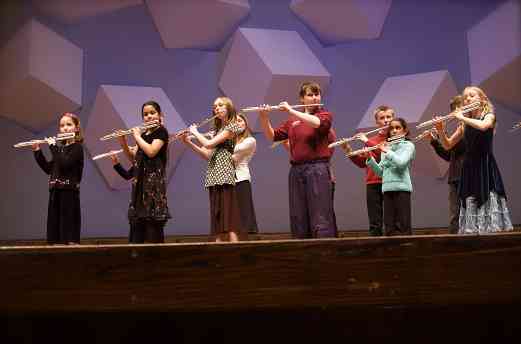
[273,110,333,164]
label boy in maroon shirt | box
[258,82,336,239]
[341,105,394,236]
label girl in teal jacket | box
[367,118,415,235]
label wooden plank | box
[1,232,521,313]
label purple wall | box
[1,0,519,240]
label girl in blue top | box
[367,118,415,236]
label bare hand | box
[45,137,56,146]
[354,132,369,143]
[429,128,439,140]
[131,127,141,140]
[358,150,369,159]
[340,142,352,154]
[259,104,271,117]
[379,143,389,153]
[189,124,199,136]
[180,132,191,144]
[109,152,119,165]
[279,101,291,112]
[433,116,445,132]
[453,110,464,121]
[116,131,127,145]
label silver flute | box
[100,120,160,141]
[13,132,76,148]
[345,134,405,157]
[415,102,481,129]
[328,126,389,149]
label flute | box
[416,102,481,129]
[345,134,405,157]
[100,120,160,141]
[328,126,389,149]
[411,129,437,143]
[92,149,124,161]
[170,114,218,141]
[241,103,323,112]
[13,132,76,148]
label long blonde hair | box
[463,86,494,117]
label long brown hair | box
[60,112,84,143]
[236,113,252,143]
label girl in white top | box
[233,113,259,233]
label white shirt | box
[233,136,256,182]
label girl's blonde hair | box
[61,112,84,143]
[463,86,495,117]
[212,97,238,131]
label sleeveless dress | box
[458,116,513,233]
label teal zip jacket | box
[366,140,415,193]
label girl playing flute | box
[32,113,84,244]
[435,86,513,234]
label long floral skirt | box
[459,191,513,234]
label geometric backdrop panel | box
[290,0,392,45]
[467,0,521,111]
[0,19,83,132]
[34,0,143,24]
[146,0,250,50]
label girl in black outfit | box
[32,113,84,245]
[114,101,171,243]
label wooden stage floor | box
[2,230,521,343]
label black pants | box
[448,182,460,234]
[366,184,383,236]
[129,219,166,244]
[47,189,81,244]
[383,191,412,236]
[236,180,259,234]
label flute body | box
[100,120,160,141]
[346,134,405,157]
[328,126,389,149]
[416,102,481,129]
[13,132,76,148]
[241,103,323,112]
[171,115,218,141]
[92,149,124,161]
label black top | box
[458,124,506,207]
[141,126,169,169]
[430,139,465,184]
[34,142,84,190]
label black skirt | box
[235,180,259,234]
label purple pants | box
[288,161,337,239]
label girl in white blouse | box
[233,113,259,234]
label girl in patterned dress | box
[115,101,171,243]
[182,97,244,242]
[435,86,513,234]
